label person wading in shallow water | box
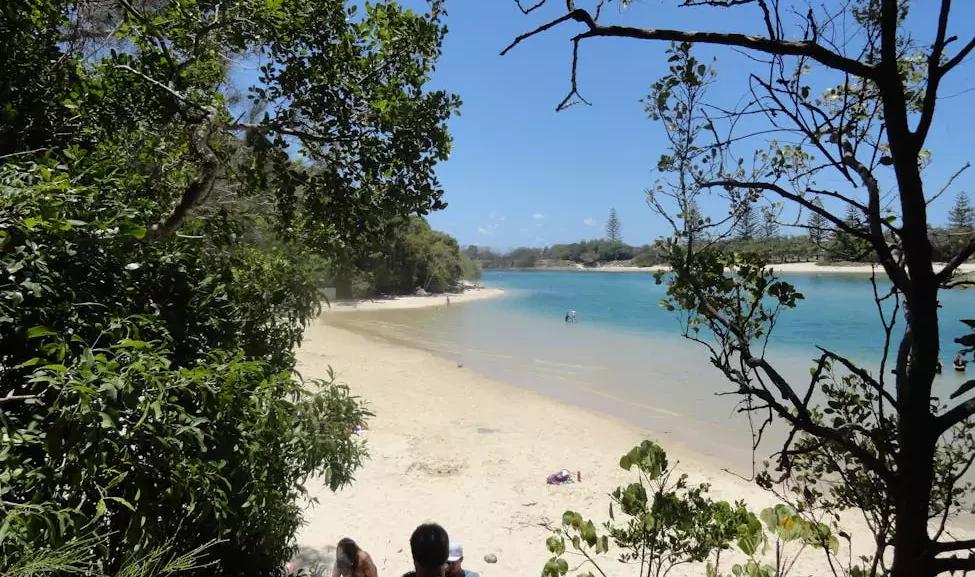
[402,523,450,577]
[333,538,379,577]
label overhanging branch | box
[936,236,975,284]
[933,554,975,575]
[502,7,877,80]
[934,538,975,553]
[937,397,975,434]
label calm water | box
[327,270,975,471]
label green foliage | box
[736,203,759,241]
[830,206,872,262]
[806,199,830,250]
[0,162,368,575]
[354,217,475,295]
[948,191,975,232]
[2,0,458,251]
[1,533,217,577]
[3,0,457,572]
[472,240,660,269]
[655,247,804,344]
[541,442,834,577]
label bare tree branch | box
[556,38,592,111]
[502,8,877,80]
[514,0,547,15]
[150,106,220,238]
[914,0,953,147]
[936,397,975,434]
[500,10,582,56]
[932,554,975,575]
[936,238,975,283]
[0,393,40,405]
[934,539,975,553]
[927,161,971,206]
[940,36,975,77]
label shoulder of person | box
[464,571,481,577]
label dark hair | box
[337,538,360,571]
[409,524,449,570]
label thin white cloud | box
[519,227,531,233]
[489,211,505,221]
[583,217,596,226]
[533,213,546,220]
[536,223,544,228]
[478,222,501,236]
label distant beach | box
[324,286,505,313]
[502,261,975,275]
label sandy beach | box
[324,287,505,313]
[293,320,880,577]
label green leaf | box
[106,496,136,511]
[27,326,58,339]
[95,499,107,519]
[15,357,43,368]
[118,220,147,239]
[99,412,115,429]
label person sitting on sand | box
[334,538,379,577]
[403,523,450,577]
[446,542,479,577]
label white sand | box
[325,287,505,313]
[294,323,881,577]
[771,262,975,275]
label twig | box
[927,161,971,206]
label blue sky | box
[398,0,975,250]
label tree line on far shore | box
[470,190,975,270]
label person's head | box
[335,538,360,575]
[410,523,450,577]
[445,542,464,577]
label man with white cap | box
[445,542,479,577]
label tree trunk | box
[887,154,940,577]
[891,419,937,577]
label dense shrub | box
[0,161,368,576]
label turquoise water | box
[328,270,974,470]
[479,270,974,364]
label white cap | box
[447,542,463,563]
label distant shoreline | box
[486,261,975,275]
[323,286,505,313]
